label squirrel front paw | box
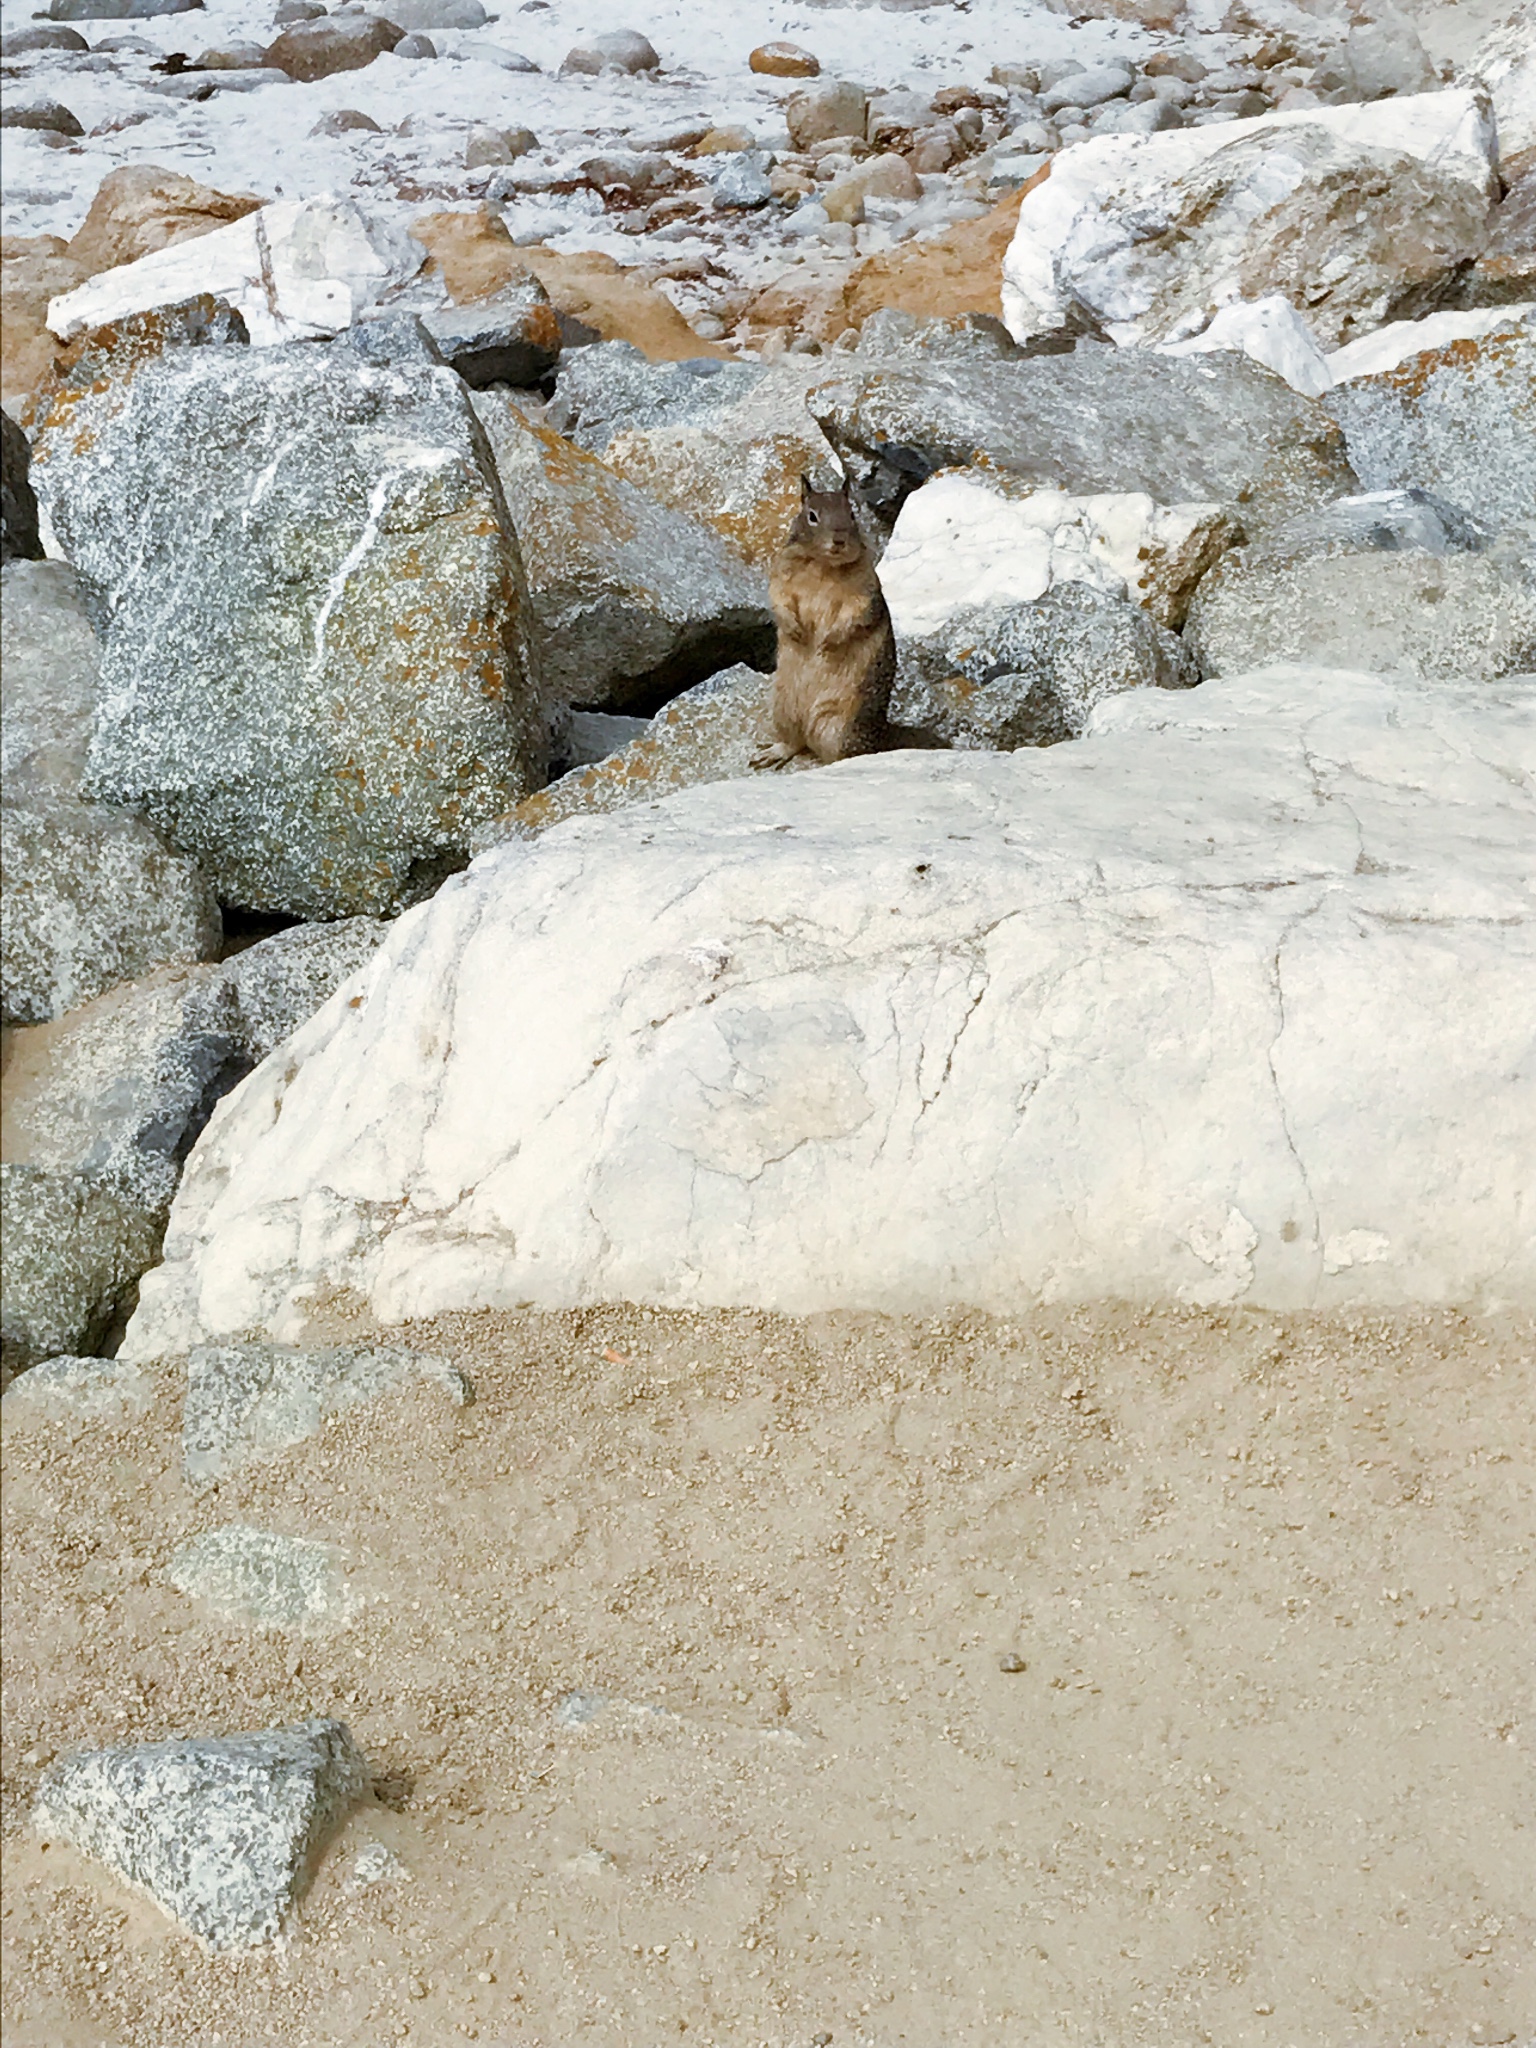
[751,739,800,771]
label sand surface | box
[3,1300,1533,2046]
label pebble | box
[750,40,818,78]
[311,106,381,133]
[394,32,436,57]
[998,1652,1028,1673]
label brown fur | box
[751,477,899,770]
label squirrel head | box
[788,475,865,565]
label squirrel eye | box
[806,509,819,524]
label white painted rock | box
[1002,89,1498,351]
[121,665,1536,1350]
[881,470,1241,632]
[47,196,425,347]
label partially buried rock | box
[312,107,383,135]
[166,1525,354,1629]
[472,391,775,713]
[1,560,101,797]
[33,1719,370,1949]
[34,341,543,917]
[0,101,85,137]
[372,0,485,24]
[0,1165,163,1378]
[785,78,868,149]
[892,585,1197,750]
[423,285,561,385]
[0,23,89,49]
[561,28,658,74]
[751,40,818,78]
[1,410,42,562]
[47,0,201,17]
[181,1342,472,1484]
[263,12,402,79]
[1,1349,154,1414]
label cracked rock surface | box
[120,664,1535,1353]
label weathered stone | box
[264,12,402,77]
[1185,548,1536,682]
[1463,154,1536,305]
[713,153,774,210]
[1247,488,1491,562]
[0,1350,155,1414]
[0,1165,164,1378]
[1040,62,1133,111]
[580,151,674,197]
[2,410,41,561]
[548,342,765,450]
[1,23,89,49]
[0,100,85,137]
[463,121,533,168]
[892,586,1196,750]
[363,0,484,24]
[1326,316,1535,539]
[823,150,921,223]
[48,0,201,18]
[119,666,1536,1345]
[194,41,269,68]
[219,917,389,1061]
[312,107,383,136]
[1,798,221,1024]
[561,28,657,74]
[807,347,1356,536]
[166,1525,354,1629]
[472,391,774,712]
[182,1343,472,1484]
[62,164,266,278]
[34,343,542,917]
[1003,91,1498,351]
[490,662,791,840]
[0,559,100,798]
[786,79,869,149]
[751,40,818,78]
[455,39,538,70]
[422,284,561,387]
[33,1719,370,1949]
[393,33,436,58]
[881,469,1241,632]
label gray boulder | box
[36,342,544,917]
[0,1165,163,1379]
[366,0,485,23]
[0,1350,155,1415]
[48,0,202,15]
[785,79,868,148]
[182,1341,472,1484]
[1,799,221,1025]
[422,284,562,388]
[1185,548,1536,683]
[1328,316,1535,540]
[713,153,774,209]
[262,12,401,78]
[561,28,658,74]
[166,1525,353,1629]
[548,341,766,453]
[0,23,90,48]
[33,1719,370,1949]
[220,917,389,1061]
[0,560,98,799]
[472,391,775,712]
[2,411,42,563]
[0,99,85,135]
[808,347,1358,536]
[892,586,1198,750]
[1261,488,1491,561]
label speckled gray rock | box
[422,284,562,388]
[221,918,389,1061]
[0,1350,155,1414]
[48,0,201,15]
[35,343,543,918]
[1259,489,1491,563]
[808,348,1358,536]
[182,1342,472,1484]
[892,586,1198,750]
[166,1525,354,1628]
[713,152,774,209]
[1327,318,1536,540]
[548,342,766,453]
[2,800,221,1025]
[2,411,42,564]
[1185,548,1536,682]
[0,1166,163,1378]
[0,561,99,800]
[33,1718,370,1949]
[472,392,775,712]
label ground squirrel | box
[751,476,901,770]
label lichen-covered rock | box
[1,798,221,1024]
[1002,90,1498,351]
[33,343,543,916]
[881,470,1241,632]
[1185,548,1536,682]
[892,586,1197,750]
[807,347,1356,537]
[0,559,99,800]
[166,1525,354,1629]
[422,284,562,387]
[1,408,41,561]
[1326,316,1536,540]
[472,391,774,712]
[487,663,793,841]
[181,1343,472,1484]
[548,341,766,452]
[33,1719,370,1949]
[0,1165,164,1378]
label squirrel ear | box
[800,474,813,500]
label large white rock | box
[1002,89,1498,350]
[46,197,425,347]
[121,665,1536,1350]
[1157,294,1334,398]
[881,471,1240,632]
[1324,302,1535,384]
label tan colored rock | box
[64,165,266,277]
[1,236,85,406]
[824,150,921,221]
[786,80,868,150]
[693,125,755,155]
[604,414,830,565]
[750,40,819,78]
[410,207,729,358]
[263,12,402,81]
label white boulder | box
[1002,89,1498,351]
[121,664,1536,1351]
[881,471,1241,632]
[1325,302,1535,384]
[47,197,425,347]
[1157,294,1334,398]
